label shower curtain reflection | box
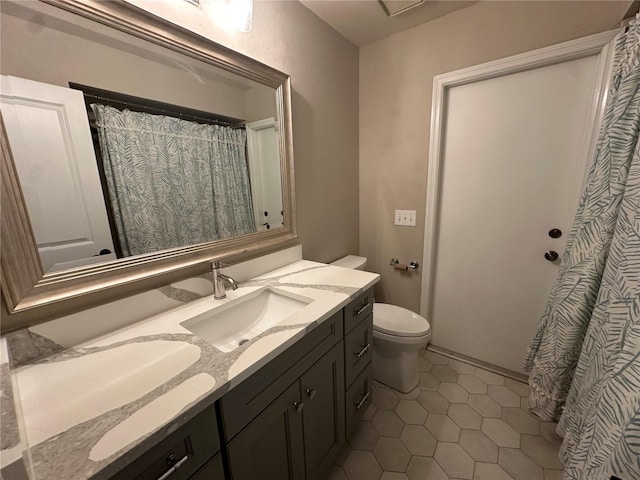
[92,104,256,257]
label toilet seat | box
[373,303,431,338]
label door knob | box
[544,251,559,262]
[305,388,316,399]
[548,228,562,239]
[293,401,304,413]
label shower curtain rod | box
[70,83,247,129]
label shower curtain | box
[92,105,256,257]
[524,17,640,480]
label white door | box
[421,33,616,374]
[1,75,116,272]
[246,118,283,231]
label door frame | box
[420,30,618,319]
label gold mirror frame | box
[0,0,296,332]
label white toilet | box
[331,255,431,393]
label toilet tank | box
[330,255,367,270]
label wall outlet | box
[394,209,416,226]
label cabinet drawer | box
[109,404,219,480]
[344,289,373,334]
[220,310,343,441]
[344,313,373,386]
[345,363,372,438]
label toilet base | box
[372,343,424,393]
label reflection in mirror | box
[0,0,283,274]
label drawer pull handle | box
[293,401,304,413]
[157,454,189,480]
[353,302,370,317]
[354,343,370,359]
[354,391,370,411]
[305,388,316,400]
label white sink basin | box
[181,287,313,352]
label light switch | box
[394,209,416,226]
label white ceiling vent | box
[378,0,425,17]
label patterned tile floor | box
[329,349,564,480]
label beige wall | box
[234,1,360,262]
[0,2,270,120]
[359,1,630,311]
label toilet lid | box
[373,303,431,337]
[330,255,367,270]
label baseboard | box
[426,345,528,384]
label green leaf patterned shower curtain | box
[524,18,640,480]
[91,105,256,257]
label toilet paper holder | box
[390,258,419,271]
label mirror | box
[0,0,296,329]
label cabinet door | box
[190,453,225,480]
[301,341,345,480]
[227,382,305,480]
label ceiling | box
[299,0,476,47]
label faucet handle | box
[211,260,228,269]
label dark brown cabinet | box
[343,290,374,439]
[227,381,306,480]
[344,289,373,334]
[190,454,225,480]
[226,341,345,480]
[108,404,222,480]
[301,342,345,480]
[344,313,373,386]
[345,363,373,437]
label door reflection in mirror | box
[246,118,283,231]
[0,75,118,272]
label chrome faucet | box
[212,261,238,299]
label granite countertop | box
[3,260,379,480]
[0,337,29,480]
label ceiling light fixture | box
[185,0,253,32]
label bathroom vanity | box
[1,258,378,480]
